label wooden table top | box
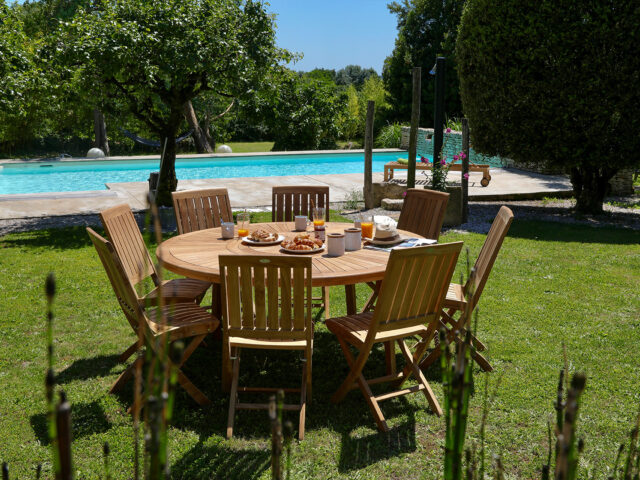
[156,222,425,287]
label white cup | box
[295,215,308,231]
[344,227,362,251]
[327,233,345,257]
[221,222,234,239]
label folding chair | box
[397,188,449,241]
[87,228,219,412]
[220,255,313,441]
[172,188,233,234]
[100,205,211,362]
[271,185,330,319]
[420,206,514,372]
[361,188,450,314]
[326,242,463,432]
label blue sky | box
[265,0,398,74]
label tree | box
[457,0,640,214]
[382,0,464,125]
[250,68,343,151]
[60,0,287,205]
[335,65,378,88]
[358,76,390,135]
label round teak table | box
[156,221,425,390]
[157,221,425,315]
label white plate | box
[242,234,285,246]
[281,244,325,254]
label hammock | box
[120,128,193,148]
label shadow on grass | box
[507,218,640,244]
[171,440,270,480]
[56,354,122,384]
[31,400,111,445]
[0,225,96,250]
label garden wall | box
[399,127,504,166]
[400,127,635,195]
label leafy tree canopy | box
[457,0,640,213]
[382,0,464,125]
[58,0,288,205]
[335,64,378,88]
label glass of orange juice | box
[236,212,250,238]
[312,207,326,241]
[360,214,374,239]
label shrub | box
[375,122,404,148]
[456,0,640,213]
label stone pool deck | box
[0,167,572,220]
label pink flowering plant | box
[421,128,467,192]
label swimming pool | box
[0,151,417,195]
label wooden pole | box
[363,100,375,209]
[433,57,446,180]
[407,67,421,189]
[462,118,470,223]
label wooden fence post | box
[364,100,375,209]
[407,67,421,189]
[462,118,470,223]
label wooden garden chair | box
[87,228,219,412]
[326,242,463,432]
[220,255,313,441]
[397,188,449,241]
[272,185,330,319]
[360,188,450,314]
[420,206,514,372]
[271,185,330,222]
[172,187,233,234]
[100,205,211,362]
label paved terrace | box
[0,166,572,220]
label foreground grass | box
[0,219,639,478]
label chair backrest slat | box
[99,204,156,287]
[271,186,330,222]
[370,242,463,339]
[87,228,144,330]
[172,188,233,234]
[467,206,514,309]
[220,255,312,341]
[397,189,449,241]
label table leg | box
[385,341,397,376]
[345,284,357,315]
[211,282,232,392]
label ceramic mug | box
[344,227,362,251]
[294,215,308,231]
[327,232,345,256]
[221,222,235,239]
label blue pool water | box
[0,151,417,195]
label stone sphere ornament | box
[216,144,232,154]
[87,148,106,158]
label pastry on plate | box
[248,229,278,243]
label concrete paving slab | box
[0,168,571,220]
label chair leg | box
[397,339,442,416]
[222,335,232,392]
[178,334,206,367]
[361,281,381,313]
[384,341,396,376]
[299,359,307,441]
[322,287,330,320]
[110,356,142,393]
[119,341,139,363]
[393,330,433,389]
[331,338,388,432]
[331,338,363,403]
[419,323,493,372]
[226,349,240,439]
[176,369,211,406]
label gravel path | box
[1,197,639,237]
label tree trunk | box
[93,108,110,156]
[155,130,178,207]
[183,101,213,154]
[570,165,615,214]
[203,114,215,151]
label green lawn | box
[226,141,274,153]
[0,217,639,478]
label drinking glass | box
[360,214,374,239]
[312,207,325,227]
[237,212,250,238]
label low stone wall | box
[610,168,635,195]
[400,127,504,166]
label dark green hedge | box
[456,0,640,172]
